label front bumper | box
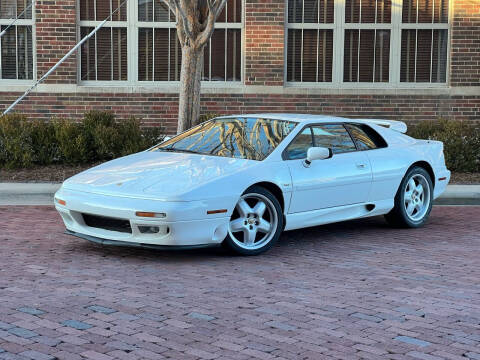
[65,230,220,250]
[55,187,231,247]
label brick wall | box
[244,0,284,86]
[1,92,478,134]
[450,0,480,86]
[35,0,77,84]
[1,0,479,127]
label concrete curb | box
[0,183,479,206]
[0,183,61,205]
[434,185,480,205]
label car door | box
[286,124,372,213]
[345,123,405,202]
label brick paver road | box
[0,206,479,360]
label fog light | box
[61,212,73,225]
[138,226,160,234]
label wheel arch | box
[246,181,285,212]
[407,161,435,188]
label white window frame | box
[285,0,451,88]
[77,0,130,85]
[77,0,244,86]
[0,0,36,84]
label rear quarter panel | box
[366,125,447,202]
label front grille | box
[82,214,132,233]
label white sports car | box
[55,114,450,255]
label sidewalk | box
[0,183,479,206]
[0,183,61,205]
[434,184,480,205]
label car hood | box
[63,151,256,201]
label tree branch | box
[206,0,215,14]
[213,0,228,18]
[195,0,227,48]
[170,0,194,42]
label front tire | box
[385,166,433,228]
[223,186,284,255]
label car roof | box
[218,113,353,124]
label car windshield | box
[151,117,297,161]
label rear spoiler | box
[361,119,408,134]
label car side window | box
[346,124,388,150]
[311,124,356,154]
[285,127,313,159]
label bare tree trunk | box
[177,46,204,133]
[191,49,204,127]
[170,0,227,133]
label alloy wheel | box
[404,174,431,222]
[228,193,278,250]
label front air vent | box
[82,214,132,233]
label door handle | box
[356,163,367,169]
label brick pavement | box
[0,206,479,360]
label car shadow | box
[66,205,456,260]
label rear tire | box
[223,185,283,255]
[385,166,433,228]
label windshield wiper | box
[158,148,203,155]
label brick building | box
[0,0,478,133]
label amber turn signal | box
[55,198,66,206]
[135,211,166,218]
[207,209,228,215]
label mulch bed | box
[0,164,479,184]
[0,164,99,183]
[450,172,480,184]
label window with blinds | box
[286,0,334,82]
[286,0,449,86]
[400,0,448,83]
[78,0,242,83]
[137,0,241,82]
[0,0,34,80]
[344,0,391,83]
[79,0,128,81]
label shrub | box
[140,125,166,149]
[408,119,480,173]
[115,117,146,156]
[82,110,117,162]
[0,111,166,169]
[0,114,35,168]
[196,113,219,125]
[54,118,90,165]
[30,120,58,165]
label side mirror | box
[303,147,332,167]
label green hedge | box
[407,119,480,173]
[0,111,165,169]
[1,113,478,173]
